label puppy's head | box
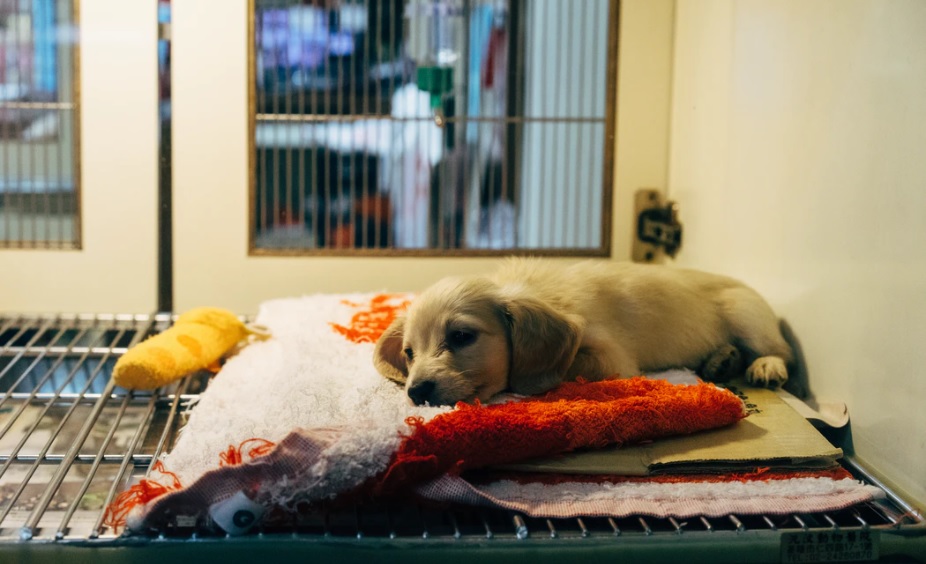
[373,276,582,406]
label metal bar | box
[296,7,307,240]
[148,376,192,471]
[0,452,157,465]
[19,328,128,539]
[669,517,684,534]
[512,514,528,539]
[554,0,568,248]
[1,346,133,356]
[56,389,133,539]
[0,325,87,470]
[576,517,589,537]
[360,0,371,250]
[546,518,557,539]
[448,511,460,540]
[417,504,429,539]
[700,516,714,532]
[256,113,605,124]
[607,517,620,536]
[0,4,9,244]
[284,11,294,249]
[270,22,281,246]
[843,457,923,523]
[583,2,596,247]
[0,391,183,404]
[256,3,268,242]
[481,513,493,539]
[15,316,148,539]
[0,323,75,441]
[0,331,109,527]
[823,514,839,530]
[763,515,778,530]
[638,516,652,535]
[574,2,590,248]
[91,384,173,538]
[0,101,75,111]
[22,0,33,247]
[538,1,551,248]
[793,515,809,531]
[384,504,397,539]
[157,1,174,310]
[0,318,58,409]
[728,515,745,532]
[354,505,363,539]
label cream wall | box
[668,0,926,506]
[0,1,159,314]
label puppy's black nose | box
[408,380,436,406]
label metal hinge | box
[633,188,682,263]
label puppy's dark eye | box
[403,347,414,361]
[448,330,476,349]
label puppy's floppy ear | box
[504,297,583,395]
[373,316,408,384]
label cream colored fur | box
[374,259,792,406]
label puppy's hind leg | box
[719,287,793,388]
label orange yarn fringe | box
[330,294,411,344]
[102,461,182,533]
[103,438,277,533]
[219,438,276,467]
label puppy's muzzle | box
[407,380,436,406]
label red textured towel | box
[375,377,747,494]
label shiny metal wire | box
[248,0,617,256]
[0,314,921,545]
[0,0,80,250]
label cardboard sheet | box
[500,380,843,476]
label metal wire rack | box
[249,0,616,256]
[0,313,923,561]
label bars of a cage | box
[0,321,86,460]
[55,387,132,539]
[19,324,131,540]
[553,1,567,249]
[14,1,25,247]
[90,391,160,539]
[55,6,67,247]
[96,377,194,535]
[0,316,21,343]
[0,318,104,528]
[0,317,58,410]
[296,7,307,243]
[92,346,191,538]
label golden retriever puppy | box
[374,259,792,406]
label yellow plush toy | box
[113,307,269,390]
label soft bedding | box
[106,294,880,535]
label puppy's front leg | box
[746,356,789,388]
[565,348,612,382]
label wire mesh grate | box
[0,0,80,250]
[250,0,616,255]
[0,313,921,547]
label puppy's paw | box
[746,356,789,388]
[701,344,744,383]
